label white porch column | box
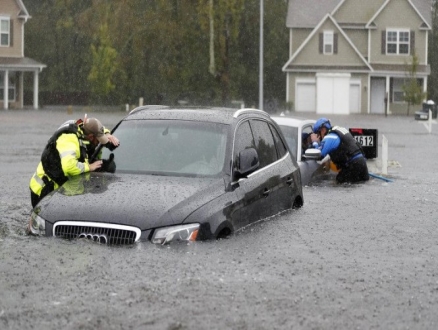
[4,70,9,110]
[19,72,24,109]
[423,76,428,100]
[33,70,39,109]
[385,76,390,115]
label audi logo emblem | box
[78,232,108,244]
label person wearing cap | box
[310,117,369,184]
[301,132,312,154]
[81,117,119,160]
[29,115,120,208]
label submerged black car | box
[28,106,303,245]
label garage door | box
[316,73,350,114]
[295,82,315,112]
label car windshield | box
[278,125,298,159]
[101,119,228,177]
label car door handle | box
[263,188,271,197]
[286,177,293,186]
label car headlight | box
[26,210,46,236]
[151,223,200,245]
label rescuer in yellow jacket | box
[29,115,119,208]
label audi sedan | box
[27,106,303,245]
[271,115,329,186]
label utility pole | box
[259,0,264,110]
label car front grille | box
[53,221,141,245]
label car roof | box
[271,115,315,128]
[126,105,271,125]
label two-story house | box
[282,0,432,115]
[0,0,45,110]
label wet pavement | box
[1,106,438,329]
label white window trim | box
[386,29,410,55]
[0,16,10,47]
[323,31,333,55]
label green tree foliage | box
[402,53,427,116]
[25,0,93,93]
[88,23,118,101]
[428,0,438,102]
[24,0,289,108]
[197,0,245,103]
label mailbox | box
[349,128,378,159]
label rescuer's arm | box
[57,134,101,176]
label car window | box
[233,120,256,167]
[278,125,298,160]
[101,119,228,177]
[269,123,287,159]
[250,119,277,168]
[302,125,313,136]
[301,124,314,156]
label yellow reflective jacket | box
[29,122,97,197]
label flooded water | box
[1,107,438,329]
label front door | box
[349,83,361,114]
[371,78,386,114]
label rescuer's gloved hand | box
[105,141,119,151]
[101,153,116,173]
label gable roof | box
[365,0,431,29]
[331,0,388,25]
[286,0,341,28]
[411,0,432,27]
[282,14,373,72]
[12,0,30,20]
[286,0,432,28]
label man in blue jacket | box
[311,118,369,184]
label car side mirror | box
[235,148,260,178]
[303,148,321,160]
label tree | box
[25,0,289,107]
[88,23,119,103]
[25,0,93,94]
[197,0,245,104]
[402,53,427,116]
[428,0,438,102]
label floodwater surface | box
[1,107,438,329]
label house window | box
[387,29,409,55]
[392,78,405,103]
[323,31,333,54]
[0,17,10,46]
[393,91,405,102]
[0,73,16,101]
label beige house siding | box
[370,0,426,64]
[333,0,385,23]
[0,0,23,57]
[293,20,365,67]
[344,29,368,58]
[291,29,312,55]
[390,103,413,116]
